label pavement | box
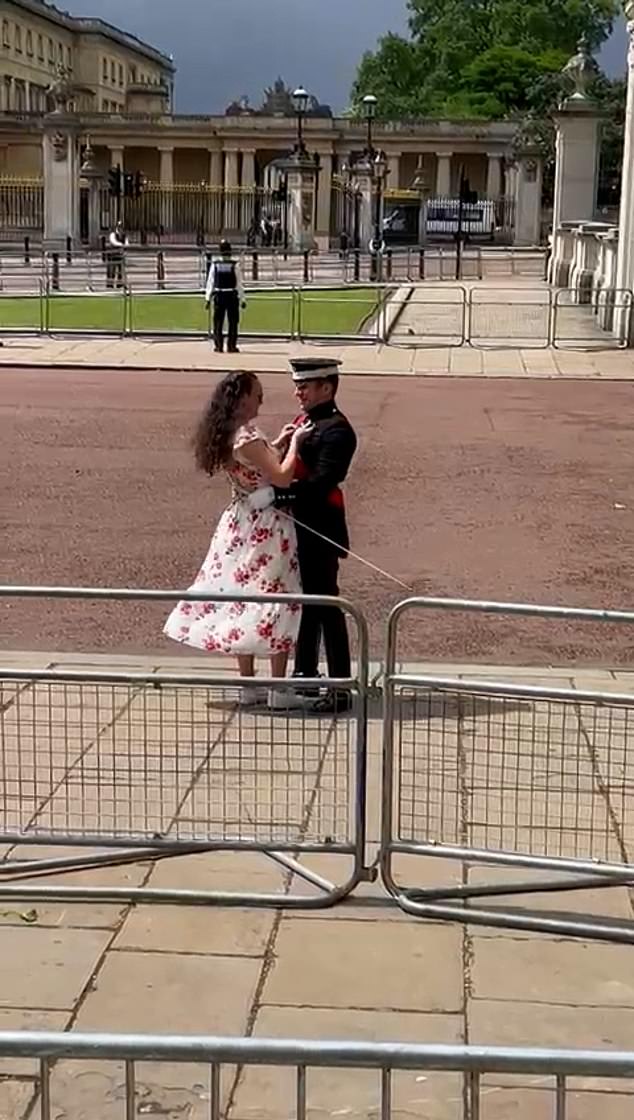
[0,648,634,1119]
[4,333,634,379]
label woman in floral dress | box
[164,370,306,705]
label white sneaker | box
[239,686,267,706]
[268,688,295,710]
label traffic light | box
[123,172,134,199]
[108,165,121,197]
[134,170,144,199]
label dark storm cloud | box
[70,0,409,112]
[72,0,625,113]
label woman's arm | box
[238,435,300,487]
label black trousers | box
[294,532,351,680]
[213,291,240,351]
[106,253,124,289]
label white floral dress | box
[164,423,301,657]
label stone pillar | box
[240,149,256,233]
[241,149,255,187]
[208,147,223,186]
[79,142,104,249]
[352,159,374,249]
[279,155,317,252]
[486,153,502,199]
[223,148,240,232]
[24,81,31,112]
[514,149,543,246]
[387,153,400,189]
[552,99,602,230]
[316,152,332,246]
[615,4,634,342]
[159,145,173,186]
[435,152,452,196]
[158,145,173,236]
[43,113,81,248]
[109,145,124,169]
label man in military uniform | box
[277,357,357,713]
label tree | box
[351,0,620,121]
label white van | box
[425,198,497,239]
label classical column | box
[158,145,174,186]
[486,153,502,199]
[224,148,239,187]
[109,145,124,169]
[208,148,223,186]
[158,145,174,236]
[316,151,332,241]
[387,153,400,189]
[24,81,31,112]
[435,152,452,196]
[241,149,255,187]
[240,148,256,232]
[223,148,240,231]
[615,4,634,341]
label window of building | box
[37,34,44,60]
[118,62,123,86]
[57,42,63,64]
[2,21,9,49]
[110,59,115,81]
[48,38,55,63]
[14,25,22,53]
[66,45,71,69]
[102,56,108,81]
[26,30,33,56]
[129,64,136,83]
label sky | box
[72,0,627,115]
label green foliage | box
[351,0,620,121]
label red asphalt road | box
[2,367,634,665]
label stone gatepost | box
[80,140,104,249]
[42,66,81,250]
[551,40,603,230]
[351,156,375,251]
[278,154,318,253]
[513,147,543,246]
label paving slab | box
[0,925,111,1009]
[473,937,634,1006]
[232,1006,464,1120]
[263,917,463,1012]
[114,903,275,957]
[73,948,261,1034]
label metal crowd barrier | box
[1,1031,634,1120]
[0,586,370,910]
[5,586,634,940]
[381,597,634,943]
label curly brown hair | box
[193,370,259,476]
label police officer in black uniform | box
[277,357,357,713]
[204,239,245,353]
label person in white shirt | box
[204,239,246,353]
[106,221,128,289]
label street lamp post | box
[292,86,310,158]
[362,94,377,158]
[361,94,385,279]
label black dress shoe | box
[291,672,321,698]
[310,691,353,715]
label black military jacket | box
[290,400,357,554]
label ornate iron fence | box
[0,176,43,233]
